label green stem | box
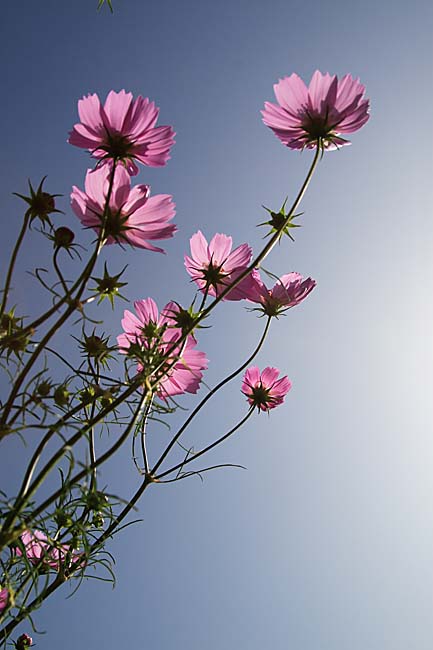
[52,248,70,297]
[10,390,151,537]
[155,407,255,481]
[15,146,317,517]
[0,160,118,427]
[140,396,153,475]
[0,211,31,319]
[202,142,322,312]
[0,575,63,643]
[152,316,271,475]
[147,143,321,392]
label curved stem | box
[10,148,318,521]
[204,143,321,314]
[0,211,31,319]
[16,390,151,533]
[147,144,321,392]
[0,575,63,643]
[155,407,255,481]
[140,396,153,475]
[52,248,70,297]
[0,160,118,427]
[152,316,271,475]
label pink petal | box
[77,93,104,132]
[208,233,233,264]
[261,367,281,388]
[225,242,252,270]
[102,90,133,133]
[189,230,210,263]
[134,298,159,325]
[84,166,107,206]
[273,73,308,115]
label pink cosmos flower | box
[117,298,208,398]
[249,271,316,316]
[241,366,292,412]
[0,587,8,614]
[68,90,175,175]
[15,530,82,571]
[262,70,369,150]
[71,165,176,252]
[185,231,257,301]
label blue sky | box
[1,0,433,648]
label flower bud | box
[14,177,61,227]
[99,389,115,409]
[0,311,31,359]
[33,192,55,217]
[79,384,101,405]
[54,384,70,407]
[86,491,108,511]
[83,334,107,358]
[80,331,113,368]
[92,512,105,528]
[0,310,20,335]
[54,226,75,248]
[15,633,33,649]
[36,380,52,397]
[166,304,201,335]
[91,263,128,308]
[259,199,301,242]
[54,509,73,529]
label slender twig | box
[147,143,322,392]
[140,396,153,475]
[152,316,271,475]
[0,211,31,318]
[0,160,118,424]
[155,407,255,481]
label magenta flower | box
[0,587,8,614]
[185,231,257,301]
[15,633,33,650]
[71,165,176,252]
[249,271,316,316]
[117,298,208,399]
[262,70,369,150]
[16,530,82,571]
[68,90,175,175]
[242,366,292,412]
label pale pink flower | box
[185,231,257,301]
[0,587,8,614]
[242,366,292,412]
[16,530,82,571]
[71,165,176,252]
[68,90,175,175]
[262,70,369,150]
[117,298,207,398]
[249,271,316,316]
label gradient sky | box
[1,0,433,648]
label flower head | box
[117,298,207,399]
[0,587,9,614]
[242,366,292,412]
[14,177,62,227]
[249,272,316,316]
[185,231,257,301]
[262,70,369,150]
[91,263,128,308]
[15,634,33,650]
[15,530,82,571]
[71,166,176,252]
[68,90,175,175]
